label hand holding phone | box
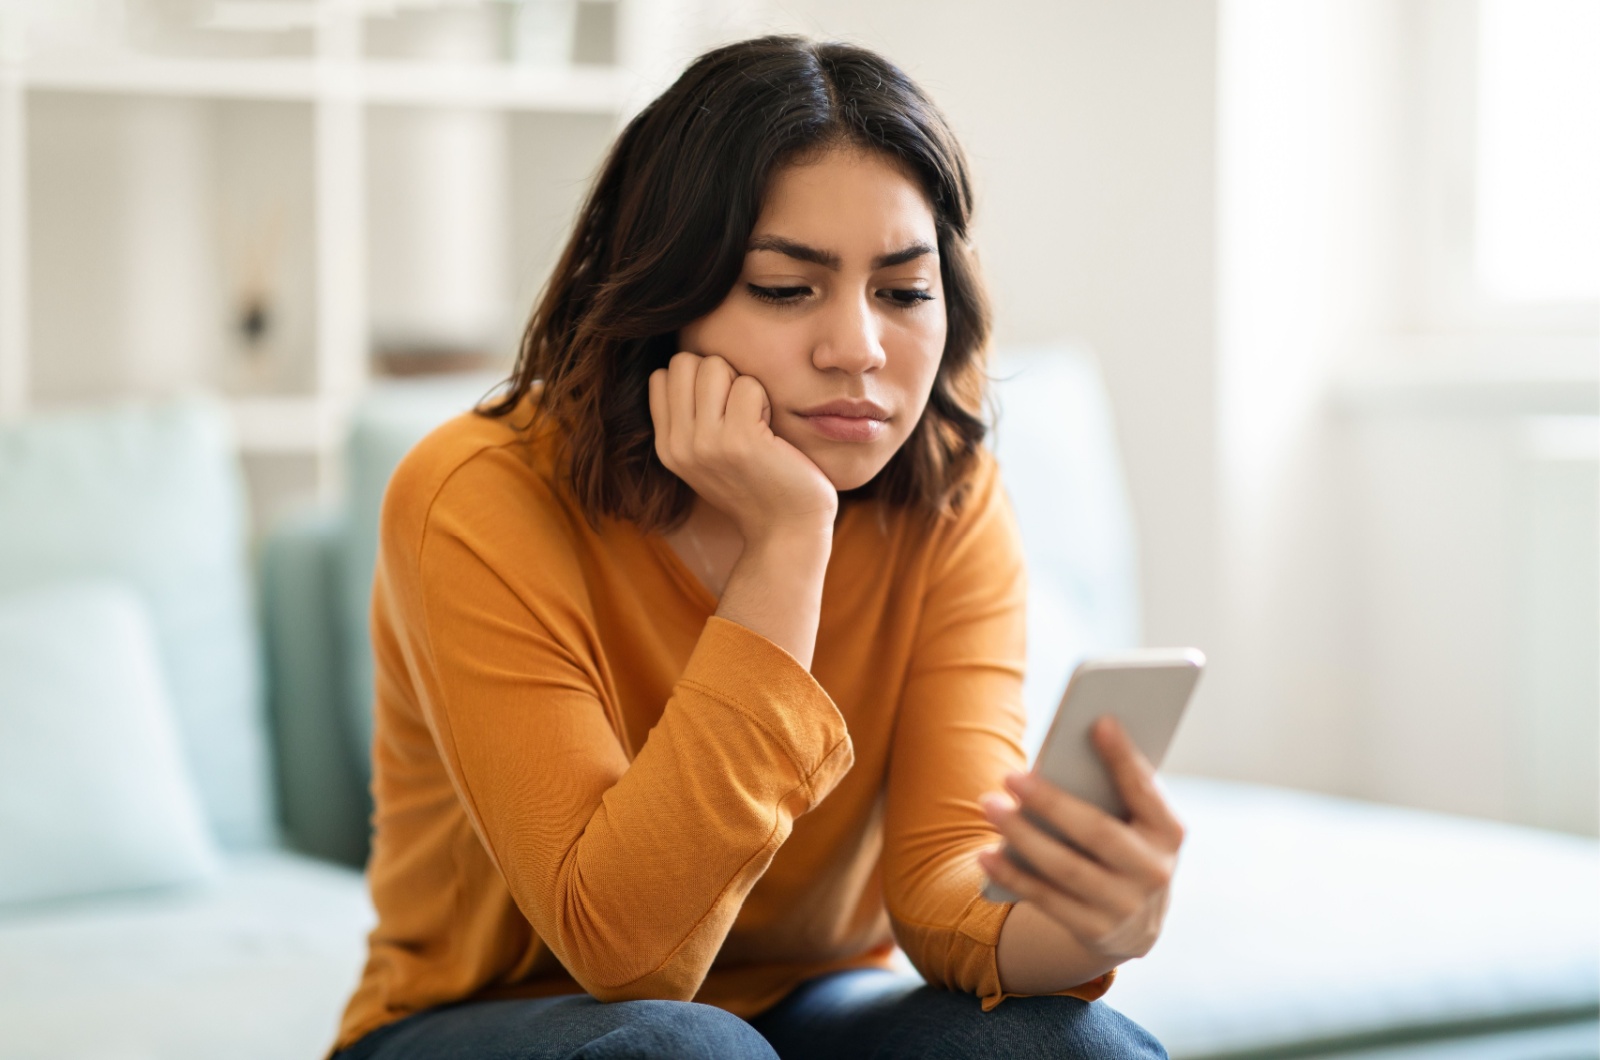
[980,649,1202,904]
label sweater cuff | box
[961,898,1119,1010]
[978,968,1118,1011]
[677,616,855,802]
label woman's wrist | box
[995,900,1120,995]
[716,529,831,669]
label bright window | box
[1476,0,1600,304]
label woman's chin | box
[813,452,891,494]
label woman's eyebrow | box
[747,235,935,271]
[873,242,936,268]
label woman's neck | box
[666,498,745,598]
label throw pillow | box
[0,581,220,908]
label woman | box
[332,35,1181,1060]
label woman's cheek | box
[704,313,776,378]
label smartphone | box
[982,648,1204,903]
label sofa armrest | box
[259,506,371,868]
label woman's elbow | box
[575,961,704,1004]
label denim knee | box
[573,1000,778,1060]
[1067,1001,1168,1060]
[905,995,1168,1060]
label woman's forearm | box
[716,528,831,670]
[995,900,1120,994]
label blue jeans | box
[335,968,1167,1059]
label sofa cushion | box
[0,850,373,1060]
[338,373,505,769]
[0,581,220,907]
[0,398,272,847]
[260,507,372,867]
[989,344,1143,756]
[1106,777,1600,1057]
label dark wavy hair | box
[479,34,992,530]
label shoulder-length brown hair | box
[479,35,992,531]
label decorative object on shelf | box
[371,337,504,378]
[222,197,287,393]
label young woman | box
[331,35,1182,1060]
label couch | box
[0,346,1593,1060]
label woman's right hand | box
[648,352,838,543]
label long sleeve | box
[338,412,1113,1055]
[881,455,1115,1009]
[385,448,855,1003]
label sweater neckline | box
[643,529,721,614]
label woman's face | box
[678,146,948,492]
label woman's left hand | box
[977,716,1185,963]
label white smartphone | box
[982,648,1205,903]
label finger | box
[1003,773,1164,880]
[983,793,1122,906]
[1092,717,1186,847]
[726,373,772,433]
[666,351,701,435]
[648,368,668,433]
[694,355,735,432]
[661,352,703,467]
[646,369,672,461]
[977,847,1117,945]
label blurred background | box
[1,3,1597,1057]
[0,0,1594,834]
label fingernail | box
[1004,772,1034,793]
[979,793,1011,816]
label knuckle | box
[1078,813,1112,848]
[1025,781,1066,820]
[1052,852,1084,886]
[1143,853,1175,890]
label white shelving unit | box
[19,52,632,110]
[0,1,695,514]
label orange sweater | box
[333,401,1115,1053]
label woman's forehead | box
[751,148,938,263]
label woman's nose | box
[810,292,887,374]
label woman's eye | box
[747,284,812,304]
[880,288,935,308]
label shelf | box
[361,59,628,111]
[21,54,631,113]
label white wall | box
[739,0,1598,832]
[1206,0,1410,792]
[1214,0,1597,829]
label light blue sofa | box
[0,347,1594,1060]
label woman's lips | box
[798,413,887,443]
[794,398,891,443]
